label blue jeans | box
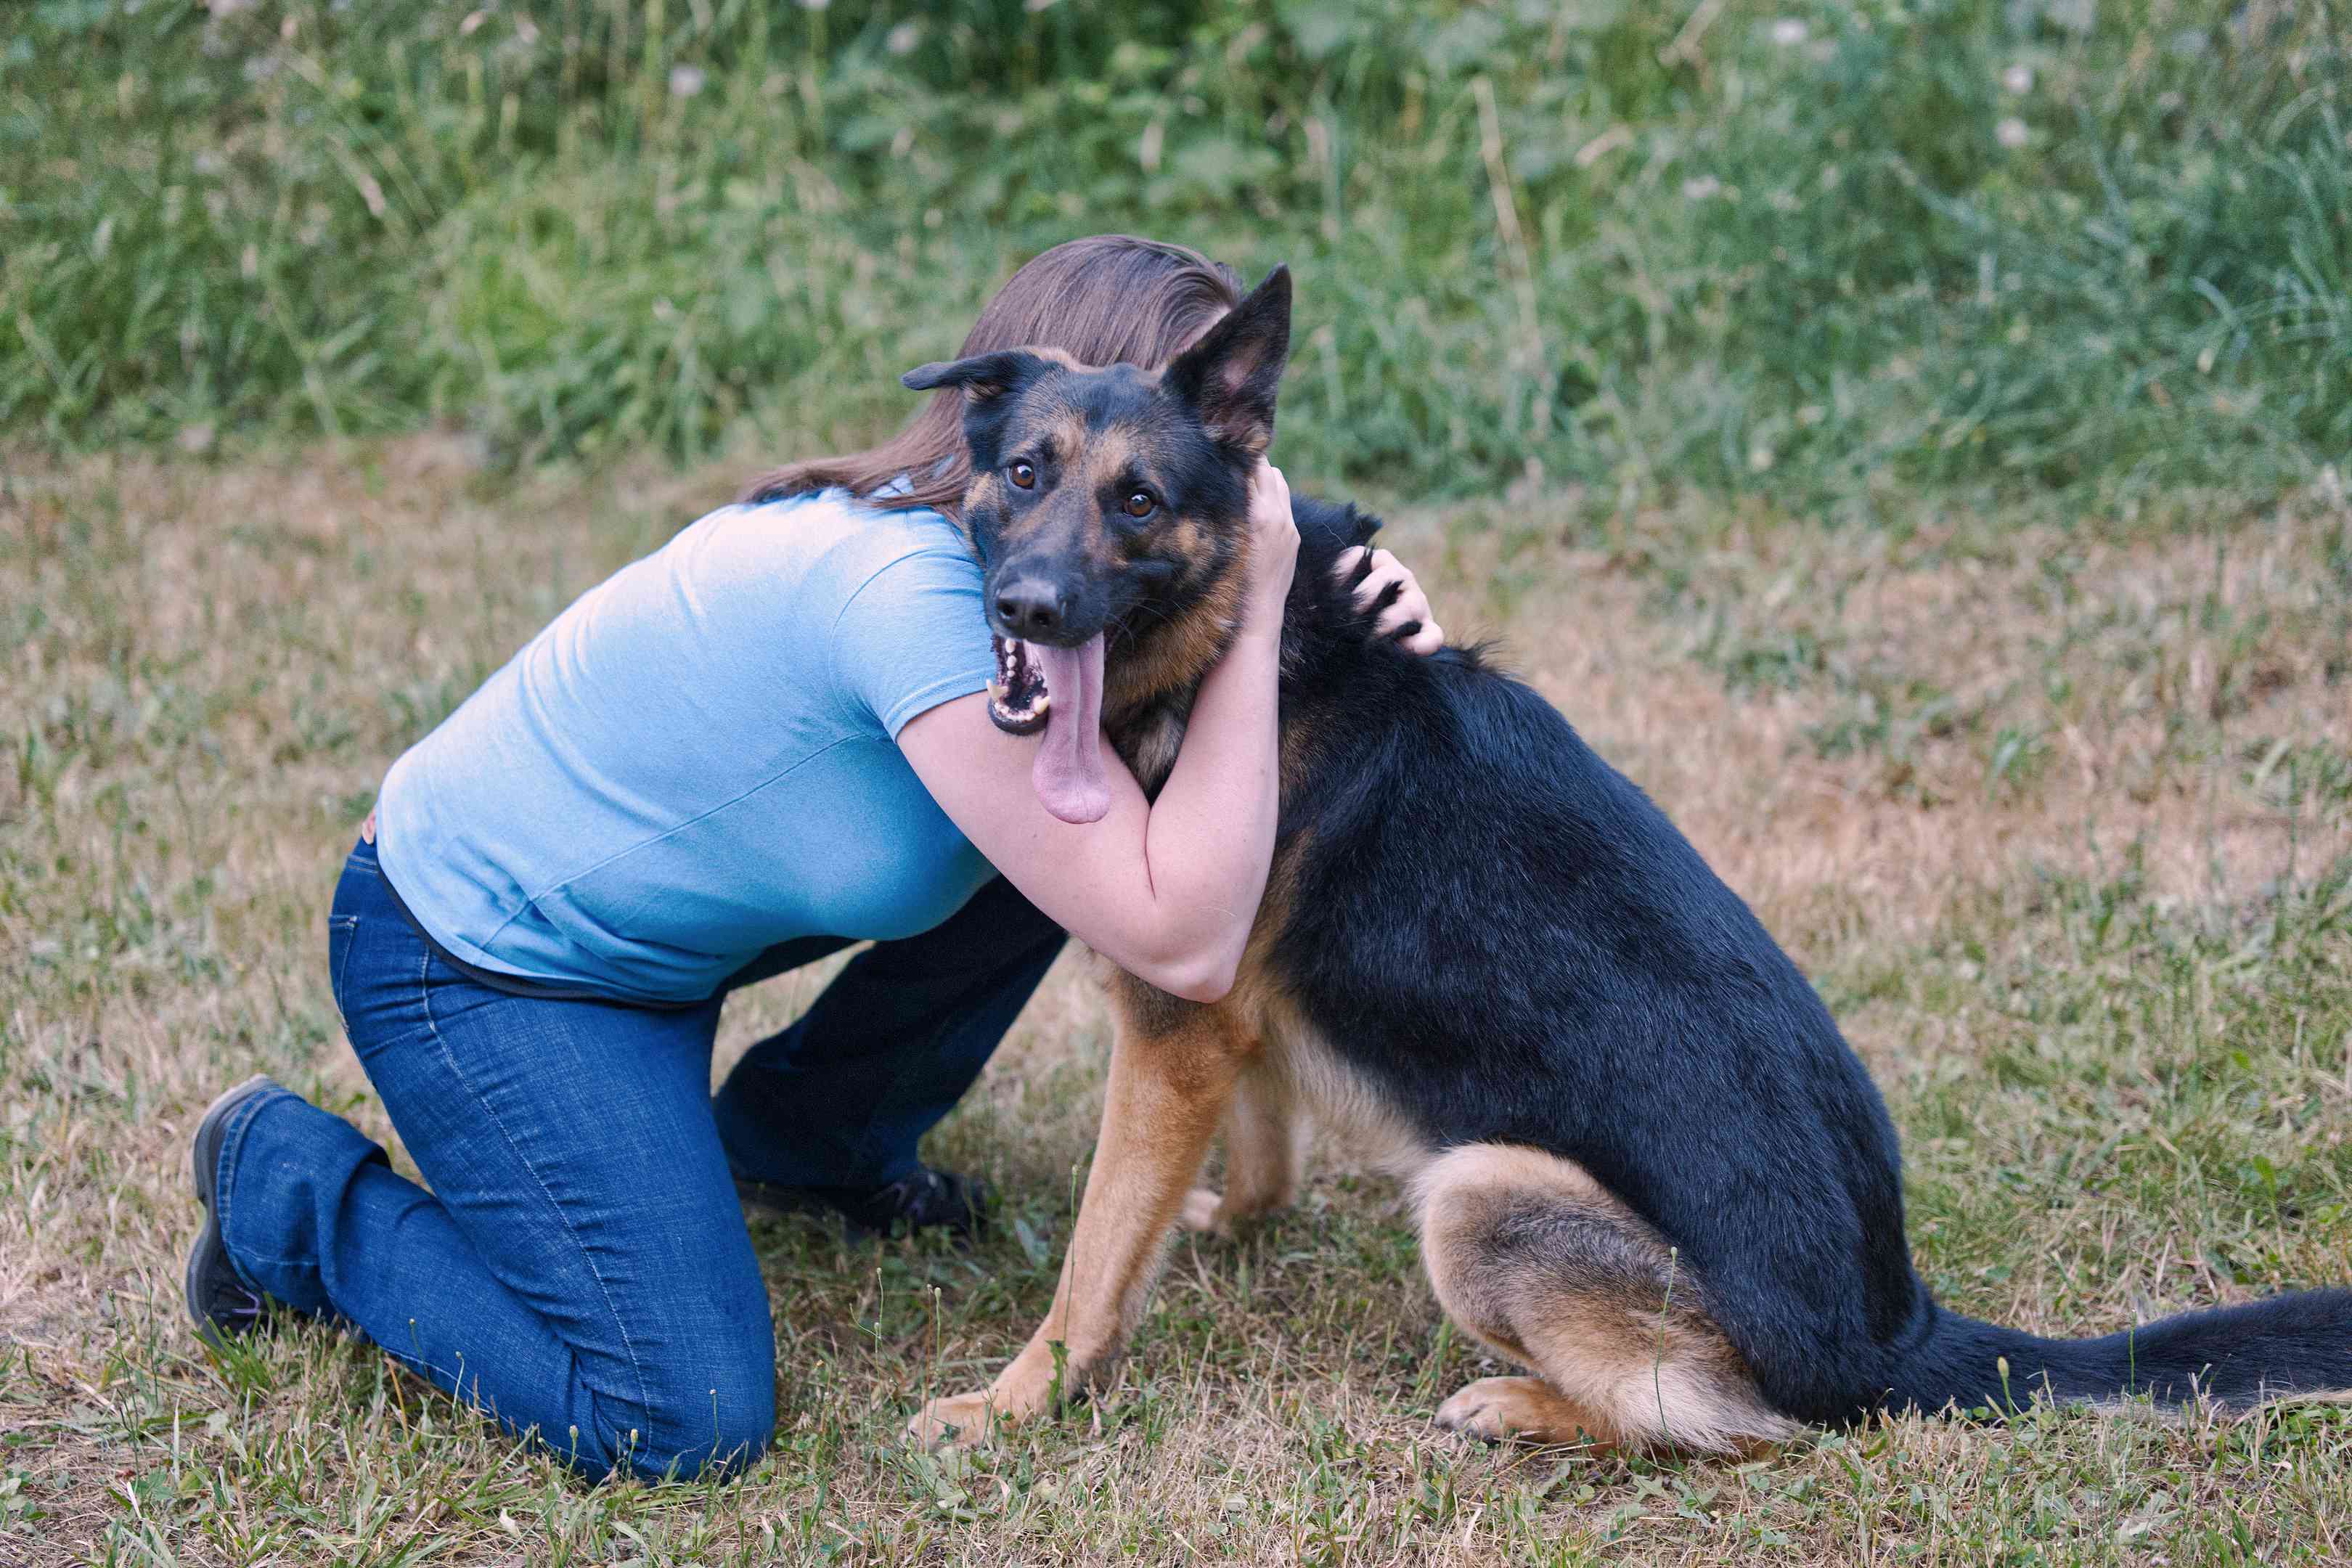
[213,838,1063,1482]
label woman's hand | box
[1336,546,1445,655]
[1253,461,1442,654]
[1243,461,1302,625]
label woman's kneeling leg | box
[223,897,777,1481]
[221,1088,775,1479]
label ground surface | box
[3,441,2349,1565]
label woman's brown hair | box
[742,234,1243,513]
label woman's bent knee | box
[605,1362,777,1484]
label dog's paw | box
[1435,1376,1594,1447]
[1178,1186,1230,1235]
[907,1390,1003,1450]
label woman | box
[182,236,1446,1483]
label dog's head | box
[902,264,1291,824]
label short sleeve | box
[832,545,997,738]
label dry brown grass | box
[1442,499,2352,947]
[4,442,2348,1564]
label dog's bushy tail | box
[1884,1289,2352,1416]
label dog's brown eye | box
[1008,462,1035,489]
[1124,491,1156,518]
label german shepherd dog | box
[899,267,2352,1453]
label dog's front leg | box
[909,983,1246,1447]
[1180,1061,1300,1236]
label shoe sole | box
[185,1075,276,1336]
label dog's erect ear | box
[901,350,1045,402]
[1164,264,1292,454]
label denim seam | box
[413,944,655,1441]
[235,1248,327,1268]
[213,1086,295,1293]
[327,914,361,1019]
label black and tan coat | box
[901,268,2352,1453]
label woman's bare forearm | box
[1127,612,1286,999]
[904,465,1466,1003]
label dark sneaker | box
[185,1075,279,1342]
[735,1165,992,1244]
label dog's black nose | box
[994,579,1068,640]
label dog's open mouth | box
[987,632,1111,825]
[987,635,1051,736]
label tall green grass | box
[5,0,2346,514]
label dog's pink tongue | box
[1031,634,1109,825]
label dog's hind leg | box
[1181,1061,1300,1237]
[1416,1144,1802,1455]
[908,983,1250,1447]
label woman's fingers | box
[1250,461,1294,534]
[1334,547,1444,653]
[1243,462,1301,618]
[1249,464,1299,555]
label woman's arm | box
[899,464,1299,1003]
[899,465,1450,1003]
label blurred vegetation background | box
[5,0,2346,520]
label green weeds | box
[6,1,2347,513]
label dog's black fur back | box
[1269,496,2351,1423]
[910,258,2349,1427]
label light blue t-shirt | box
[375,490,998,1004]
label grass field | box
[7,2,2352,1559]
[11,1,2349,507]
[4,437,2348,1564]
